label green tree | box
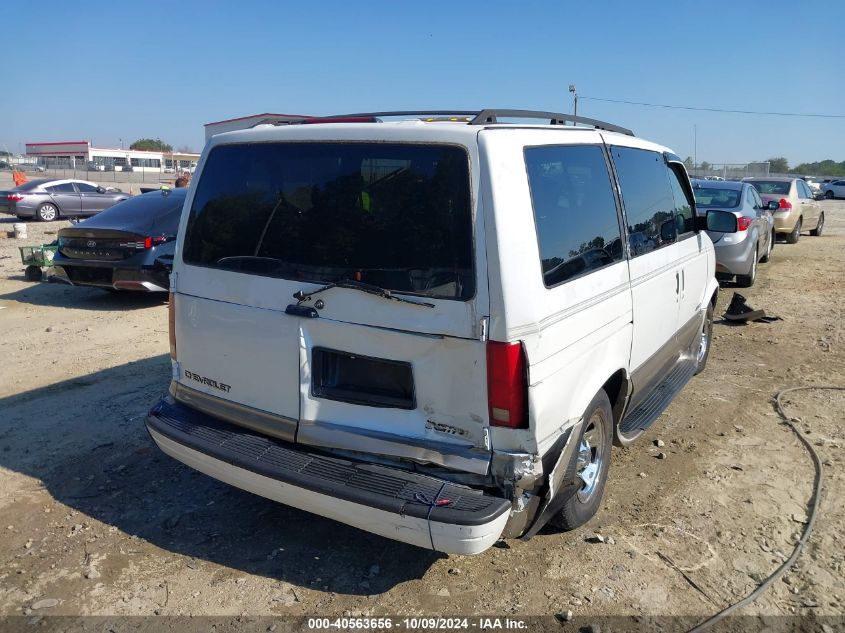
[766,157,789,173]
[699,161,711,172]
[129,138,173,152]
[683,156,694,170]
[793,159,845,177]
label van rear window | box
[183,142,474,300]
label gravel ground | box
[0,173,843,628]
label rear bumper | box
[713,234,755,276]
[772,209,799,233]
[145,399,511,555]
[52,255,169,292]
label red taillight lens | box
[168,292,177,360]
[486,341,528,429]
[778,198,792,210]
[7,194,24,201]
[737,217,753,231]
[144,236,169,249]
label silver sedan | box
[693,179,775,287]
[0,178,128,221]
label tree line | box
[683,155,845,176]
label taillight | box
[168,292,177,360]
[737,217,753,231]
[486,341,528,429]
[144,236,169,249]
[778,198,792,210]
[6,194,24,201]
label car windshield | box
[693,187,741,208]
[748,181,791,195]
[183,142,474,300]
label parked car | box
[0,179,128,221]
[692,179,774,286]
[743,177,824,243]
[145,109,720,555]
[52,188,185,292]
[822,179,845,200]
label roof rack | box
[321,109,634,136]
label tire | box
[759,230,773,263]
[550,389,613,531]
[825,190,834,200]
[695,302,715,375]
[36,203,59,222]
[810,212,825,237]
[785,218,801,244]
[737,246,758,287]
[24,265,43,282]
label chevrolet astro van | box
[146,110,719,554]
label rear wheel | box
[695,302,714,375]
[737,246,758,287]
[760,231,773,263]
[785,218,801,244]
[810,212,825,237]
[36,203,58,222]
[550,390,612,531]
[825,190,834,200]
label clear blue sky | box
[3,0,843,166]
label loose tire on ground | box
[550,389,613,531]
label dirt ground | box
[1,190,843,627]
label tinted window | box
[89,190,186,232]
[47,183,77,193]
[184,143,474,300]
[75,182,99,193]
[525,145,622,287]
[798,181,812,198]
[693,187,741,208]
[611,147,676,256]
[748,181,790,195]
[666,165,695,235]
[747,187,762,209]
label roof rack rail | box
[469,109,634,135]
[322,109,634,136]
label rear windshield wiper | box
[294,279,435,308]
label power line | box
[580,96,845,119]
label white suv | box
[147,110,719,555]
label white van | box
[147,110,719,555]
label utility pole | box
[569,84,578,120]
[693,124,697,170]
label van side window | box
[665,164,695,236]
[611,147,677,256]
[525,145,623,288]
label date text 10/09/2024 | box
[307,618,529,630]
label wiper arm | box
[293,279,435,308]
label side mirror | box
[766,200,779,211]
[96,186,106,194]
[705,210,738,233]
[814,192,825,201]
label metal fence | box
[688,162,771,181]
[19,165,188,187]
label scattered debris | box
[657,452,667,460]
[586,534,606,544]
[555,610,574,623]
[30,599,59,610]
[723,292,782,324]
[654,439,665,447]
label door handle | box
[675,271,680,295]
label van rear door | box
[173,134,492,473]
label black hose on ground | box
[688,385,843,633]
